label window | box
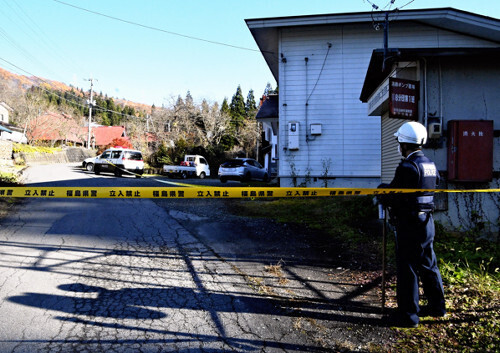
[124,152,142,160]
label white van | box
[93,148,144,178]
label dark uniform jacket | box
[382,150,439,221]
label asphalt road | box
[0,163,395,352]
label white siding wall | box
[278,22,498,186]
[0,106,8,124]
[381,115,411,184]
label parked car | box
[218,158,269,183]
[82,155,100,172]
[93,148,144,178]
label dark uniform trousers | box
[395,212,446,324]
[384,150,446,325]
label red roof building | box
[90,125,129,148]
[29,112,130,149]
[28,112,85,146]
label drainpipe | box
[422,58,428,128]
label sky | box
[0,0,499,108]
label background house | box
[256,94,278,177]
[0,102,11,124]
[248,8,500,234]
[246,8,500,190]
[90,125,130,150]
[28,112,130,151]
[0,102,27,144]
[28,112,85,146]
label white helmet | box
[394,121,427,145]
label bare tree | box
[238,118,260,158]
[200,100,231,147]
[13,90,49,144]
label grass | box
[0,169,22,218]
[233,196,499,353]
[402,226,500,353]
[12,143,62,154]
[0,171,19,185]
[234,196,378,246]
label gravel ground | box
[153,197,398,351]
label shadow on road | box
[3,236,389,351]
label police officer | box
[381,121,446,328]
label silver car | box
[218,158,269,183]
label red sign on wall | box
[389,78,419,120]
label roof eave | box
[246,8,500,84]
[360,47,500,102]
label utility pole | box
[382,11,389,71]
[86,78,96,149]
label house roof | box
[91,126,128,146]
[0,102,13,111]
[256,94,279,120]
[29,112,84,143]
[28,112,130,146]
[246,8,500,82]
[359,47,500,102]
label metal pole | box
[381,206,388,314]
[86,78,95,149]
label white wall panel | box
[277,21,496,182]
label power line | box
[8,0,86,76]
[383,0,396,11]
[398,0,416,10]
[52,0,262,53]
[307,43,332,103]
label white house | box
[247,8,500,233]
[0,102,11,124]
[0,102,27,143]
[246,7,500,187]
[255,94,279,177]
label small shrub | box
[13,143,61,154]
[0,171,18,185]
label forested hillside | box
[0,66,276,168]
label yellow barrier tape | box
[0,187,499,199]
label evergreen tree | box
[229,85,246,129]
[220,98,230,115]
[185,91,194,107]
[245,89,257,116]
[175,95,184,108]
[263,82,276,96]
